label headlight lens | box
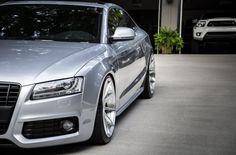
[196,21,206,27]
[31,77,83,100]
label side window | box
[123,11,136,29]
[108,8,123,36]
[108,8,136,36]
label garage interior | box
[102,0,236,54]
[112,0,236,54]
[182,0,236,54]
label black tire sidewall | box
[140,53,155,99]
[90,75,115,144]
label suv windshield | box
[0,4,103,43]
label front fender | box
[74,48,117,140]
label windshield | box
[0,4,103,43]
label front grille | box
[22,117,79,139]
[206,32,236,36]
[0,84,20,106]
[0,84,20,135]
[204,32,236,41]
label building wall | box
[161,0,180,30]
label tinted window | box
[0,5,103,43]
[108,8,136,36]
[207,21,236,27]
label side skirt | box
[116,87,144,116]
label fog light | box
[23,117,79,139]
[61,120,75,132]
[196,32,202,36]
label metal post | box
[179,0,183,54]
[156,0,162,54]
[157,0,161,34]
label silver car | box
[0,1,155,148]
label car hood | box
[0,40,105,86]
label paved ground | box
[3,55,236,155]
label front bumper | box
[194,29,236,41]
[0,85,96,148]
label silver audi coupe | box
[0,1,155,148]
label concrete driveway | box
[3,55,236,155]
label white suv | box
[193,18,236,41]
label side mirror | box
[110,27,135,42]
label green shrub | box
[154,27,184,54]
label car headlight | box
[196,21,206,27]
[31,77,83,100]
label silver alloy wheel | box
[149,54,156,94]
[102,77,116,138]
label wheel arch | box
[76,52,118,140]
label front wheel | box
[140,53,156,99]
[89,75,116,144]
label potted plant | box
[154,27,184,54]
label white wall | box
[161,0,180,30]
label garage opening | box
[182,0,236,54]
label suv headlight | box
[196,21,206,27]
[31,77,83,100]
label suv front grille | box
[204,32,236,40]
[0,84,20,134]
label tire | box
[140,53,156,99]
[89,75,116,144]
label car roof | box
[0,0,116,9]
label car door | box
[108,8,146,109]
